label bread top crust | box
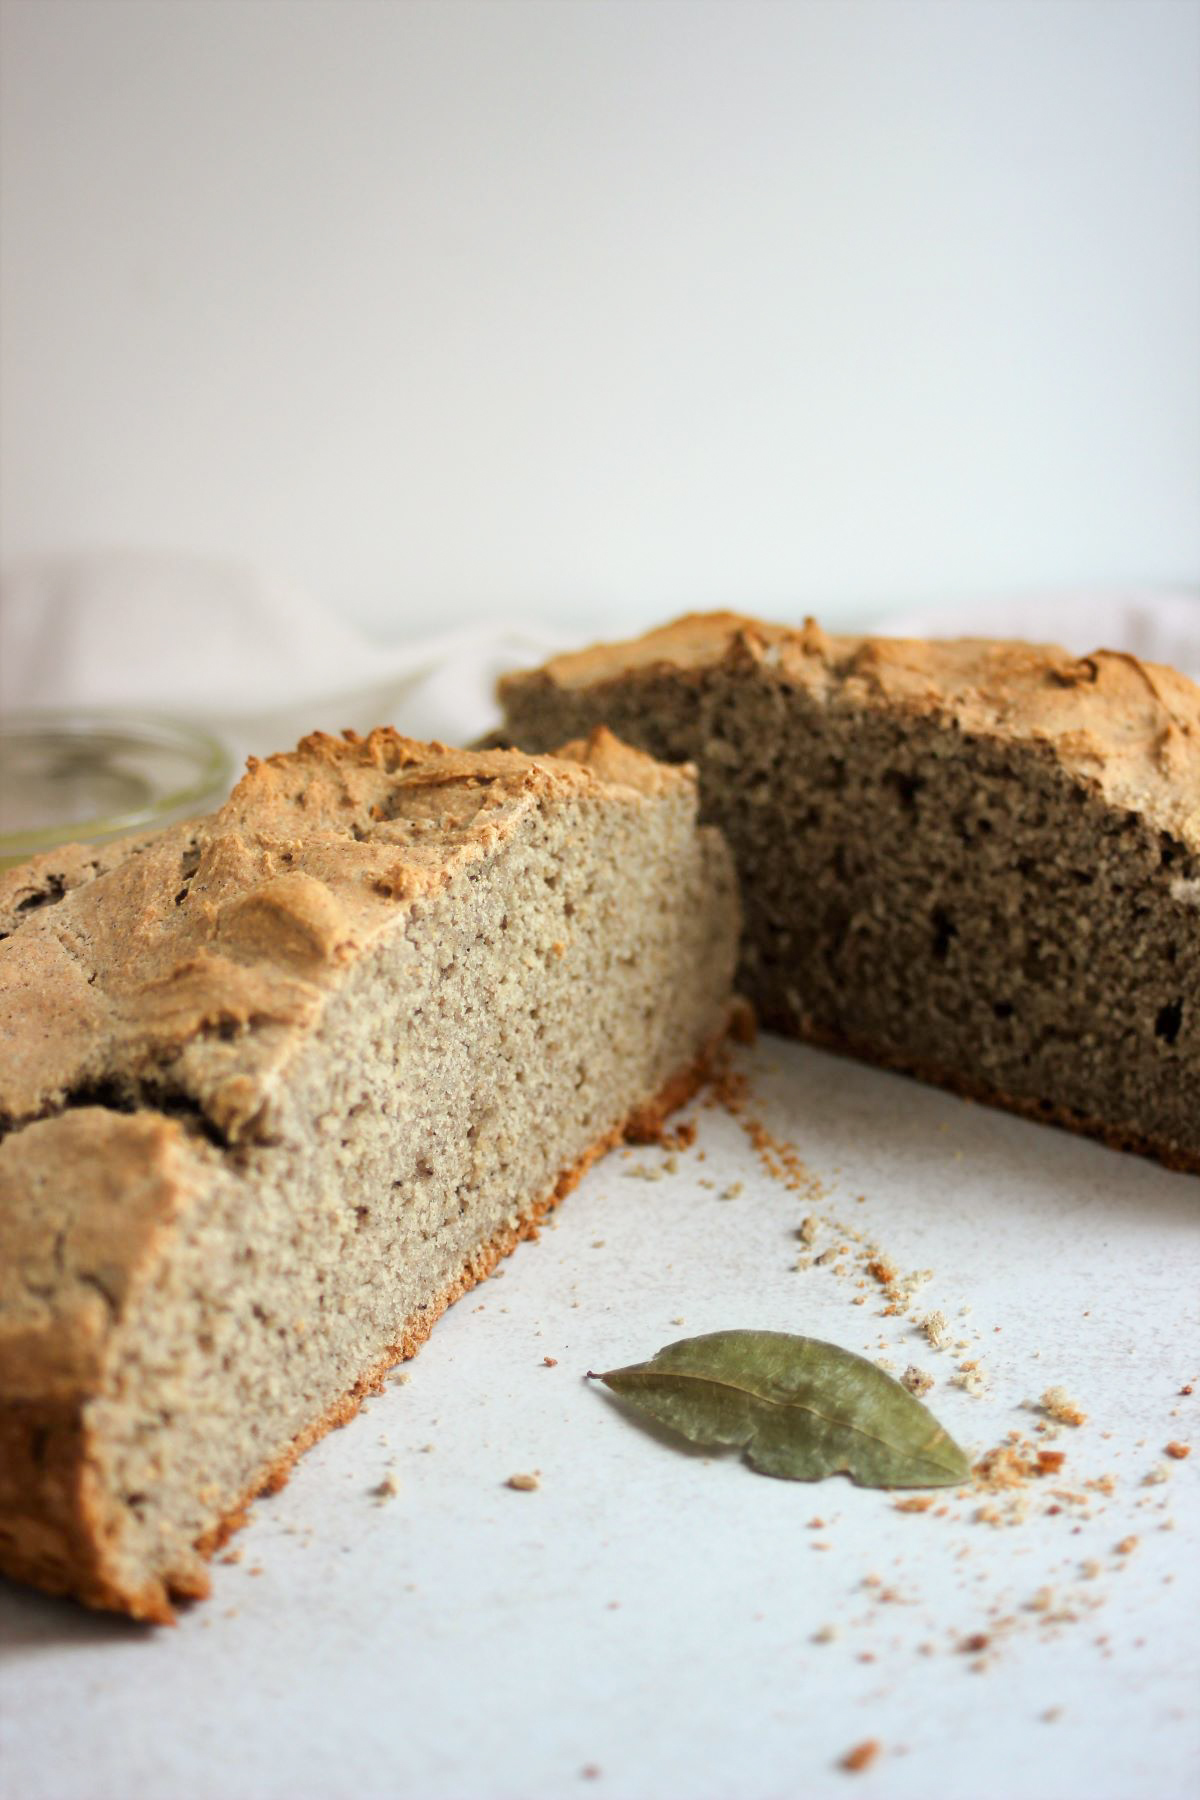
[500,612,1200,845]
[0,727,692,1141]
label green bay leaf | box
[590,1329,970,1488]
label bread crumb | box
[507,1472,540,1491]
[919,1311,950,1351]
[670,1316,687,1326]
[543,1356,558,1367]
[1165,1441,1191,1460]
[840,1740,881,1774]
[952,1359,989,1397]
[893,1495,934,1513]
[372,1470,401,1502]
[1143,1464,1170,1486]
[220,1549,243,1565]
[624,1163,663,1181]
[797,1215,819,1245]
[1039,1386,1087,1427]
[812,1623,838,1643]
[1114,1535,1139,1555]
[719,1181,743,1200]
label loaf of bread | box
[499,614,1200,1171]
[0,727,740,1619]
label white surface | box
[2,1039,1197,1800]
[2,0,1197,636]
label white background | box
[1,0,1198,641]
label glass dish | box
[0,713,232,870]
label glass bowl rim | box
[0,709,233,855]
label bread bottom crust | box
[780,1013,1200,1178]
[0,1014,738,1625]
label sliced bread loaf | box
[499,614,1200,1171]
[0,727,740,1619]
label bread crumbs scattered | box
[812,1624,838,1643]
[719,1181,743,1200]
[840,1741,881,1774]
[1039,1386,1088,1427]
[623,1163,663,1181]
[671,1316,687,1326]
[1143,1464,1171,1486]
[372,1471,401,1502]
[543,1356,558,1367]
[507,1472,540,1491]
[893,1495,934,1513]
[1114,1535,1139,1555]
[220,1549,243,1565]
[1165,1441,1191,1459]
[797,1216,819,1245]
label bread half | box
[0,728,740,1619]
[499,614,1200,1171]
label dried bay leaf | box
[589,1329,970,1488]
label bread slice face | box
[499,614,1200,1172]
[0,728,740,1619]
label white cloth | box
[2,553,1197,772]
[0,552,571,765]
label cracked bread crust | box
[0,726,741,1620]
[0,726,692,1141]
[500,613,1200,846]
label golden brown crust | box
[0,727,690,1141]
[0,1017,733,1623]
[500,613,1200,846]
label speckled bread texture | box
[499,613,1200,1172]
[0,727,740,1620]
